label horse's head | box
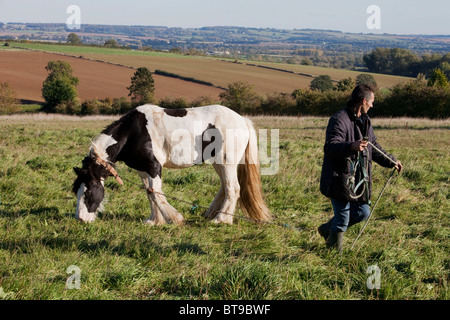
[72,155,109,222]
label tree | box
[0,82,20,114]
[363,47,391,74]
[389,48,420,76]
[67,33,82,45]
[104,39,120,48]
[301,58,314,66]
[42,61,79,112]
[44,61,79,85]
[355,73,378,89]
[310,75,334,92]
[127,67,155,106]
[427,68,449,89]
[219,81,259,114]
[42,78,78,111]
[335,77,355,92]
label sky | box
[0,0,449,35]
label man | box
[319,84,403,252]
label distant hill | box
[1,23,449,71]
[3,23,449,51]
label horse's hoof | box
[143,219,156,226]
[212,217,233,224]
[77,212,97,223]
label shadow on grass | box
[0,229,207,261]
[0,235,171,259]
[0,206,61,219]
[172,242,206,255]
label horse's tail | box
[237,119,272,223]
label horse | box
[72,104,272,225]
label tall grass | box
[0,114,448,300]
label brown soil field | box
[0,51,223,103]
[79,53,315,95]
[79,53,412,94]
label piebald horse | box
[73,104,271,225]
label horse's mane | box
[101,108,140,136]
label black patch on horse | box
[103,109,162,178]
[84,180,104,212]
[164,108,188,117]
[194,123,223,163]
[72,156,108,212]
[73,156,109,194]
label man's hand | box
[350,140,368,152]
[395,160,403,173]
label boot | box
[318,223,330,242]
[326,230,344,253]
[318,218,333,242]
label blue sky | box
[0,0,448,35]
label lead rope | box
[349,139,399,249]
[347,150,369,201]
[350,167,397,250]
[367,140,398,167]
[114,172,302,232]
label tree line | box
[363,47,450,78]
[218,71,449,119]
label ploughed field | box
[0,50,223,103]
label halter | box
[90,149,124,185]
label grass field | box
[0,113,448,300]
[7,42,412,95]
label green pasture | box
[7,42,198,58]
[0,114,448,300]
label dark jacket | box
[320,106,397,203]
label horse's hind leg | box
[210,164,240,224]
[204,164,225,219]
[138,171,184,225]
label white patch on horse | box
[136,105,167,166]
[169,128,194,166]
[225,128,249,165]
[90,133,117,161]
[75,183,97,223]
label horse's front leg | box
[137,171,184,225]
[138,171,165,225]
